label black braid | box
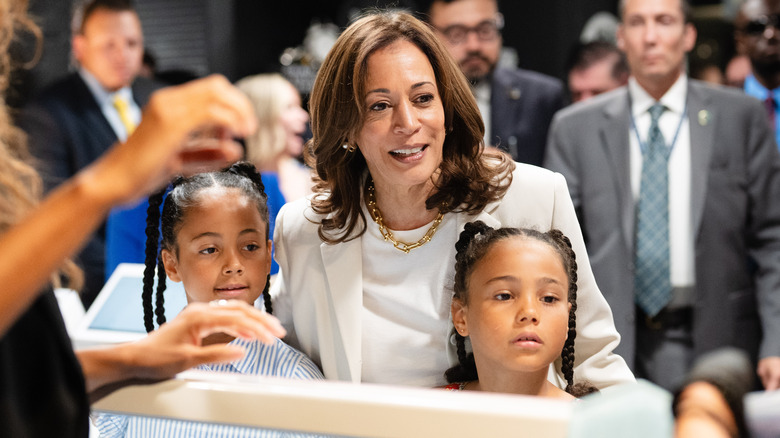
[228,161,267,195]
[454,220,491,258]
[261,274,273,314]
[445,332,478,383]
[445,220,493,383]
[155,257,167,326]
[227,162,270,240]
[547,229,578,393]
[452,220,494,305]
[142,189,165,333]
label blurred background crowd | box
[8,0,747,108]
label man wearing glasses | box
[425,0,566,166]
[736,0,780,149]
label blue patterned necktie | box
[635,103,672,317]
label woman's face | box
[278,82,309,158]
[355,39,446,192]
[161,187,271,307]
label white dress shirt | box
[79,68,141,142]
[474,79,492,146]
[628,75,695,292]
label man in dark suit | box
[545,0,780,391]
[18,0,159,307]
[425,0,566,165]
[735,0,780,148]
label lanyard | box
[628,94,687,156]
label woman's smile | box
[356,39,446,191]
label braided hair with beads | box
[445,220,596,397]
[141,161,273,333]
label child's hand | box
[124,300,285,382]
[83,75,257,206]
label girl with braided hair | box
[94,162,322,437]
[444,220,597,399]
[0,2,289,435]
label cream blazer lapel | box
[319,234,364,382]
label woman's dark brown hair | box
[306,10,514,244]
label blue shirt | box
[260,172,287,275]
[93,337,324,437]
[744,74,780,149]
[105,197,153,281]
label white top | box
[360,206,458,386]
[628,75,695,289]
[474,79,492,146]
[79,68,141,142]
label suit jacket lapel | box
[81,106,117,147]
[489,69,522,148]
[73,74,119,147]
[686,81,714,240]
[601,91,635,251]
[320,234,363,382]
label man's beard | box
[460,51,496,83]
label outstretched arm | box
[0,75,255,337]
[78,300,285,400]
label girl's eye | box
[542,295,559,304]
[244,243,260,251]
[199,247,217,255]
[494,292,512,301]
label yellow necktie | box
[112,95,136,136]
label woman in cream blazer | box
[272,163,634,389]
[270,10,633,390]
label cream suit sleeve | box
[273,165,635,388]
[548,171,634,387]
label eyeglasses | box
[742,14,780,36]
[436,15,504,45]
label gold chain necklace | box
[367,181,446,254]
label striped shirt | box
[92,337,324,437]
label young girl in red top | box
[444,221,596,399]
